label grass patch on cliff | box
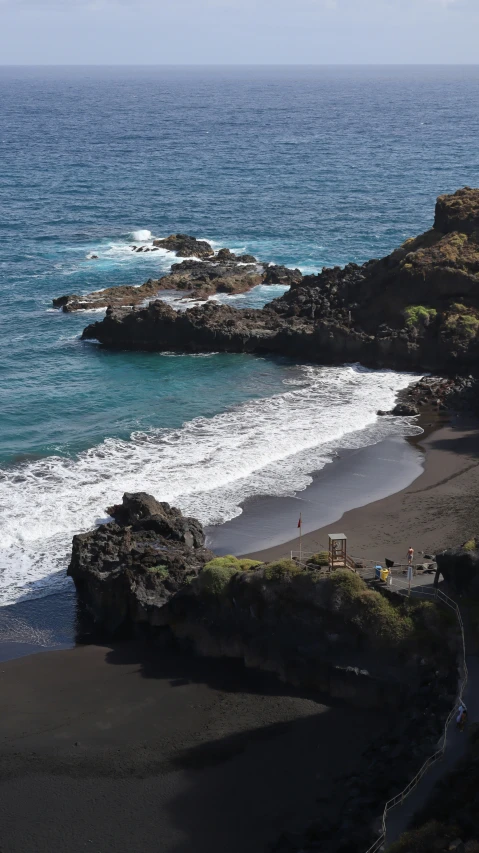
[445,304,479,338]
[307,551,329,567]
[204,556,262,572]
[263,559,303,581]
[198,564,240,595]
[147,564,169,579]
[324,571,414,644]
[403,305,437,329]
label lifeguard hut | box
[328,533,349,570]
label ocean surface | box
[1,65,479,613]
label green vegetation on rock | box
[147,564,169,578]
[263,559,303,581]
[198,564,239,595]
[321,571,443,645]
[204,555,262,572]
[307,551,329,567]
[445,304,479,338]
[403,305,437,329]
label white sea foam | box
[130,229,153,242]
[0,365,422,606]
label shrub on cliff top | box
[324,571,413,644]
[204,555,262,572]
[198,564,239,596]
[263,559,302,581]
[326,570,368,603]
[307,551,329,567]
[353,589,413,642]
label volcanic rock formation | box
[53,242,302,311]
[82,188,479,374]
[152,233,215,258]
[68,492,213,635]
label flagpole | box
[299,513,302,564]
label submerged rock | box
[68,492,213,636]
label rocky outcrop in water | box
[68,492,213,636]
[152,233,215,258]
[53,248,302,312]
[82,188,479,375]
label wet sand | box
[245,415,479,565]
[0,643,384,853]
[207,432,424,555]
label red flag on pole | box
[297,514,302,529]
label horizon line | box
[1,62,479,68]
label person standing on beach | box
[407,546,414,566]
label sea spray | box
[130,229,153,242]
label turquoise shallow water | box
[1,65,478,605]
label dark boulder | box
[152,234,215,259]
[436,540,479,596]
[263,265,303,286]
[391,402,419,416]
[107,491,205,549]
[68,492,213,635]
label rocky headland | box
[81,188,479,381]
[53,235,302,312]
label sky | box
[0,0,477,65]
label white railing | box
[364,584,468,853]
[290,551,417,575]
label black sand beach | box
[247,415,479,566]
[0,643,384,853]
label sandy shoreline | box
[246,413,479,565]
[2,413,479,661]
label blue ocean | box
[1,65,478,608]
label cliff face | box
[82,188,479,374]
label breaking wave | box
[130,229,153,242]
[0,364,422,606]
